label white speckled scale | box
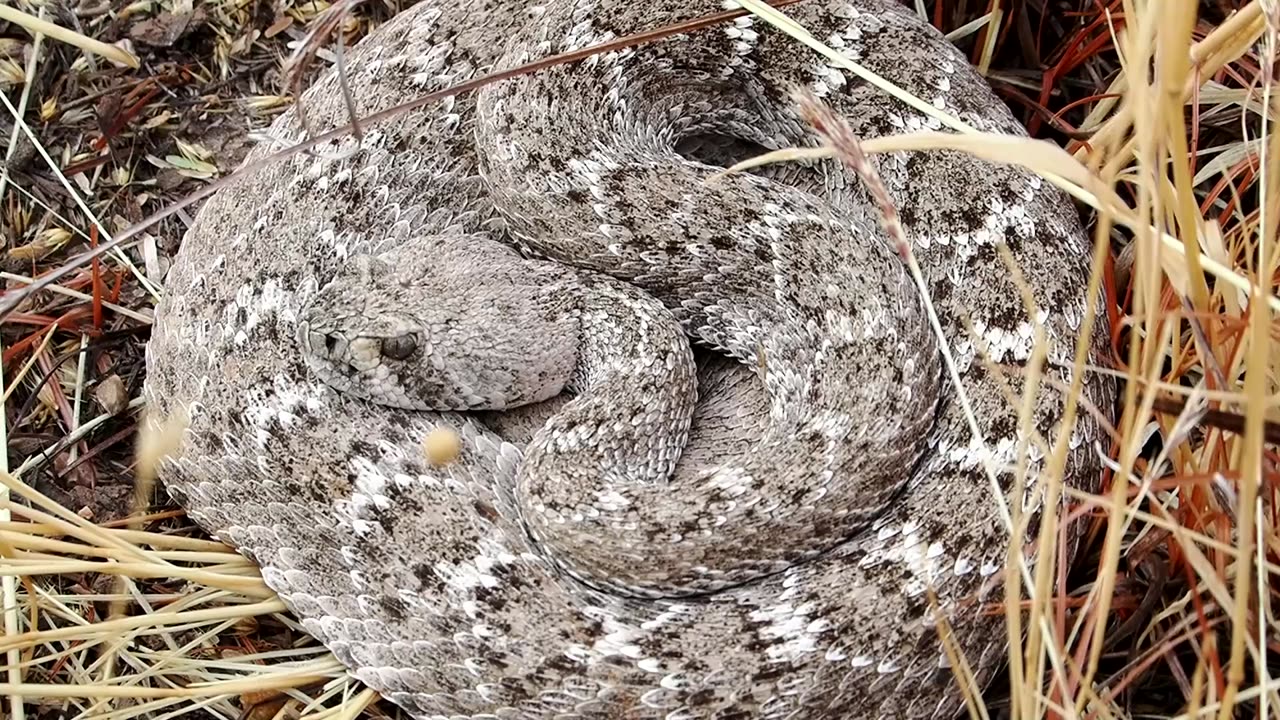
[144,1,1115,718]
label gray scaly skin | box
[143,0,1116,717]
[299,171,941,597]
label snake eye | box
[380,333,418,361]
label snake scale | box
[142,0,1116,717]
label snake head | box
[298,254,442,410]
[298,245,580,413]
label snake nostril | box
[325,333,341,355]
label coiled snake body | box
[144,0,1115,717]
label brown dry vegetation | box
[0,1,1277,719]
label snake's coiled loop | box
[460,4,946,596]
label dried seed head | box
[423,426,461,467]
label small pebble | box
[95,374,129,414]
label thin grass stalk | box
[0,659,341,700]
[0,37,30,708]
[0,4,137,67]
[1083,1,1265,163]
[1159,0,1213,315]
[1216,6,1280,716]
[0,241,24,720]
[0,5,45,208]
[1073,3,1170,712]
[0,599,288,654]
[998,249,1046,719]
[0,91,158,302]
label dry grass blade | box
[0,470,353,719]
[284,0,369,146]
[0,5,138,68]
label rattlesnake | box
[143,0,1116,717]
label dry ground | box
[0,0,1277,719]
